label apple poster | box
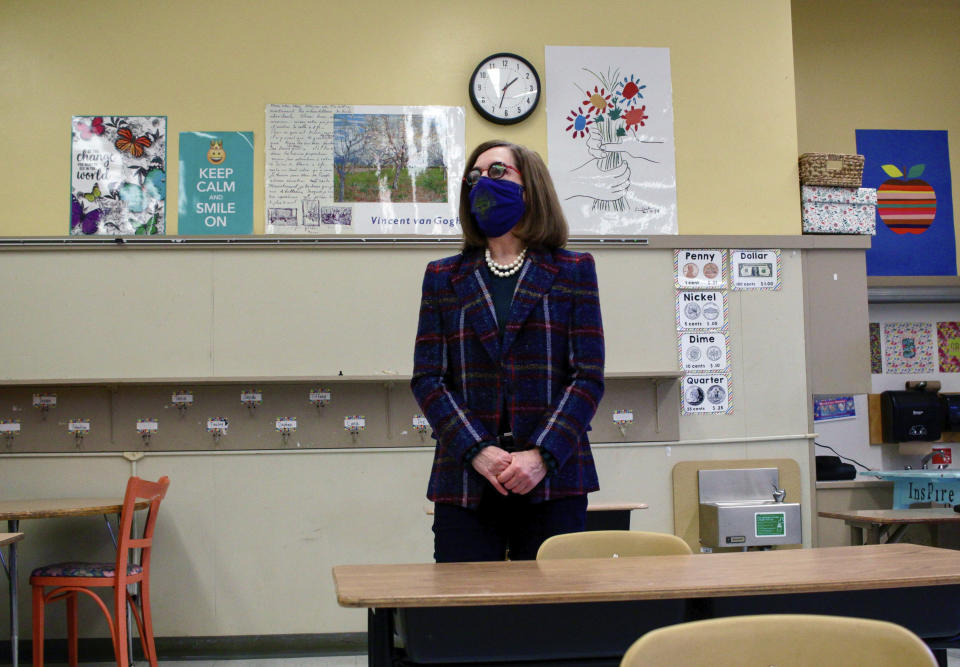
[856,129,956,276]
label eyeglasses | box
[463,161,522,188]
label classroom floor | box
[40,651,960,666]
[44,659,366,666]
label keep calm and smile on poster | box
[178,132,254,235]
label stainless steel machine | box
[698,467,802,548]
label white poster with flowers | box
[545,46,677,235]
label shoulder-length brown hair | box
[459,140,569,251]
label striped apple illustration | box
[877,163,937,234]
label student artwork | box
[870,322,882,374]
[545,46,677,234]
[265,104,464,234]
[939,322,960,372]
[855,129,956,276]
[178,132,254,235]
[70,116,166,235]
[882,322,936,374]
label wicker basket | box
[798,153,864,187]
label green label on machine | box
[755,512,786,537]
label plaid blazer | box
[411,247,604,509]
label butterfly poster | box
[71,115,166,235]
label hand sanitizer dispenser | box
[881,390,942,443]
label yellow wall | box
[0,0,819,640]
[0,0,801,236]
[792,0,960,273]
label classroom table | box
[0,533,24,547]
[819,508,960,545]
[333,544,960,666]
[0,498,144,667]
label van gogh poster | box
[855,129,956,276]
[70,116,166,235]
[265,104,464,234]
[178,132,254,235]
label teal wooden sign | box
[865,471,960,509]
[893,478,960,508]
[178,131,253,235]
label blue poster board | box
[178,131,253,235]
[813,396,856,422]
[855,129,956,276]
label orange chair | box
[30,476,170,667]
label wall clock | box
[468,53,541,125]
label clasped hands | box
[472,445,546,496]
[567,128,669,202]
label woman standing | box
[412,140,605,562]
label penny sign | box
[676,249,725,289]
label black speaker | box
[815,455,856,481]
[942,394,960,432]
[881,390,942,443]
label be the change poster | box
[178,131,254,235]
[70,115,166,235]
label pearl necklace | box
[485,247,527,278]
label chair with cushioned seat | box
[30,476,170,667]
[619,613,937,667]
[536,529,693,560]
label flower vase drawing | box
[564,67,650,213]
[546,46,678,234]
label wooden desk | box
[0,498,144,667]
[334,544,960,665]
[818,508,960,545]
[0,533,24,547]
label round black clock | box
[469,53,541,125]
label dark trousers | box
[433,489,588,562]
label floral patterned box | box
[801,185,877,234]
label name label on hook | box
[613,410,634,425]
[344,416,366,432]
[206,418,229,433]
[275,418,298,432]
[68,419,91,433]
[309,389,332,404]
[32,393,57,407]
[0,420,21,433]
[136,419,159,434]
[240,390,263,407]
[171,391,194,406]
[412,415,429,430]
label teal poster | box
[178,132,253,234]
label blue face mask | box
[469,177,525,238]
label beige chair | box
[536,529,693,559]
[620,614,937,667]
